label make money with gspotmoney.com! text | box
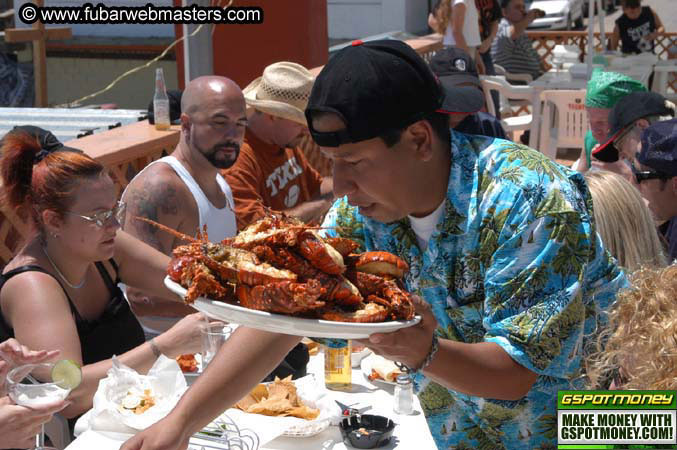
[18,2,263,25]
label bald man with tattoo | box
[121,76,243,336]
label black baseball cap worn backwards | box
[592,91,675,163]
[305,39,444,147]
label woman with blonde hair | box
[586,264,677,390]
[585,170,667,271]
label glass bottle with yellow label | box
[324,339,351,390]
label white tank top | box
[124,155,237,241]
[120,156,237,338]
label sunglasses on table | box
[629,163,672,184]
[64,201,126,227]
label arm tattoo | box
[125,177,180,254]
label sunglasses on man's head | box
[629,163,671,184]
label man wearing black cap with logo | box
[120,40,626,450]
[591,91,676,165]
[633,118,677,262]
[429,47,506,139]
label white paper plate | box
[165,277,421,339]
[360,353,402,387]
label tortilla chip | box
[235,383,269,411]
[268,379,296,401]
[234,376,319,420]
[235,394,258,411]
[249,383,269,402]
[247,397,293,416]
[287,405,320,420]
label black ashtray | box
[339,414,396,449]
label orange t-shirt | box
[224,131,323,229]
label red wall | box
[174,1,328,90]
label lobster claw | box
[297,231,346,275]
[350,251,409,279]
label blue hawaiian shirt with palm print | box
[322,131,627,450]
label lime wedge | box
[51,359,82,390]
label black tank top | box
[0,260,145,365]
[616,6,657,54]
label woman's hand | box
[155,313,223,358]
[0,396,69,449]
[476,53,486,75]
[479,37,493,54]
[0,339,59,396]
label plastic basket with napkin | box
[84,355,188,435]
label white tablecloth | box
[65,353,437,450]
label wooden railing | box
[528,31,677,93]
[2,31,675,267]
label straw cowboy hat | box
[243,62,314,126]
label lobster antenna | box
[134,216,199,243]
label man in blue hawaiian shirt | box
[121,40,626,450]
[307,40,626,449]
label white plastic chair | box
[652,62,677,103]
[480,75,534,136]
[538,90,588,160]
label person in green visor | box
[573,69,646,173]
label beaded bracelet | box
[415,333,439,374]
[395,333,439,375]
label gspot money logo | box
[558,390,677,449]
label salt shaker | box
[393,374,413,415]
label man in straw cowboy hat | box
[224,61,334,229]
[120,76,243,336]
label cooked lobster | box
[138,212,415,322]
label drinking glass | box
[6,363,70,450]
[200,324,233,369]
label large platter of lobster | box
[148,213,420,339]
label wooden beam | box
[33,19,46,107]
[4,27,72,43]
[1,0,71,106]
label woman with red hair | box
[0,127,208,421]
